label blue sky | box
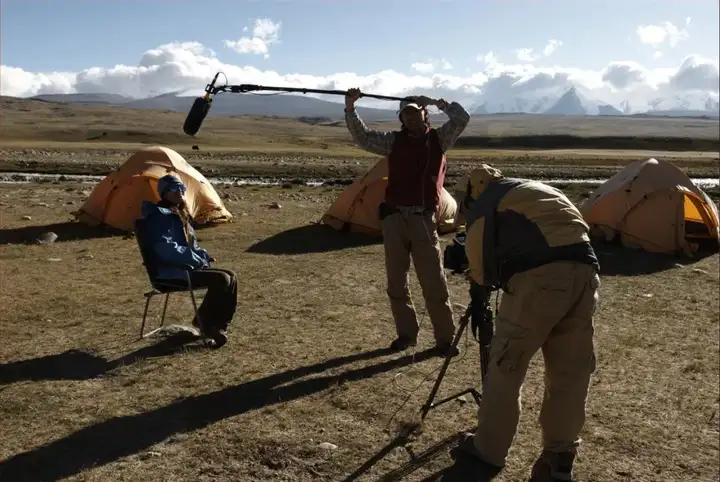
[1,0,718,113]
[2,0,717,74]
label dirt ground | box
[0,181,718,482]
[1,147,719,188]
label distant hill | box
[2,95,719,153]
[28,86,719,121]
[31,93,136,106]
[28,91,420,123]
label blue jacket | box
[140,200,212,280]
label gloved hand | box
[469,283,493,343]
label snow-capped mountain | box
[471,87,565,114]
[544,86,623,116]
[470,85,568,114]
[641,91,719,116]
[469,84,718,117]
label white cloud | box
[636,21,689,48]
[411,59,453,73]
[223,18,281,59]
[601,61,647,89]
[668,55,720,91]
[411,62,434,74]
[478,51,498,66]
[1,41,717,114]
[515,39,563,62]
[543,39,562,56]
[516,48,538,62]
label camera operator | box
[451,164,601,482]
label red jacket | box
[385,127,445,210]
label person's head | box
[157,174,186,206]
[453,164,504,216]
[398,100,429,134]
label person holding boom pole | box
[343,88,470,357]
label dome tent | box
[321,156,460,236]
[579,158,719,255]
[75,146,232,231]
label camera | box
[443,231,469,274]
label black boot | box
[205,326,228,349]
[390,336,417,351]
[434,341,460,357]
[528,450,575,482]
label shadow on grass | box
[343,426,501,482]
[595,241,718,276]
[246,223,381,255]
[414,444,502,482]
[0,220,127,245]
[0,346,438,481]
[0,331,203,385]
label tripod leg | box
[419,305,472,421]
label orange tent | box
[580,158,719,255]
[75,146,232,231]
[321,156,460,236]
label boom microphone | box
[182,72,417,136]
[183,97,211,136]
[182,72,220,136]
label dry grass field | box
[1,181,718,482]
[1,96,719,186]
[2,95,719,156]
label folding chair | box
[133,217,205,339]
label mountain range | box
[28,85,719,121]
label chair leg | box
[160,293,170,328]
[184,273,203,333]
[140,294,153,339]
[140,292,171,340]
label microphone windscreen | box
[183,97,211,136]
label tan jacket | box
[454,164,599,288]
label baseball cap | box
[399,99,422,113]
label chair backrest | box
[134,217,161,283]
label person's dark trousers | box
[189,268,237,332]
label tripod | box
[419,286,494,422]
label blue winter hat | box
[157,174,186,197]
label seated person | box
[139,174,237,348]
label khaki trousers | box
[381,210,455,345]
[472,261,599,467]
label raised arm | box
[344,87,395,156]
[433,99,470,152]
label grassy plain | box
[0,96,718,481]
[1,96,718,182]
[0,181,718,482]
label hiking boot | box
[206,327,228,349]
[452,432,503,475]
[434,342,460,358]
[390,336,417,351]
[529,450,575,482]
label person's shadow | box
[0,220,126,245]
[343,429,502,482]
[0,344,439,481]
[0,331,203,385]
[246,223,380,255]
[415,452,503,482]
